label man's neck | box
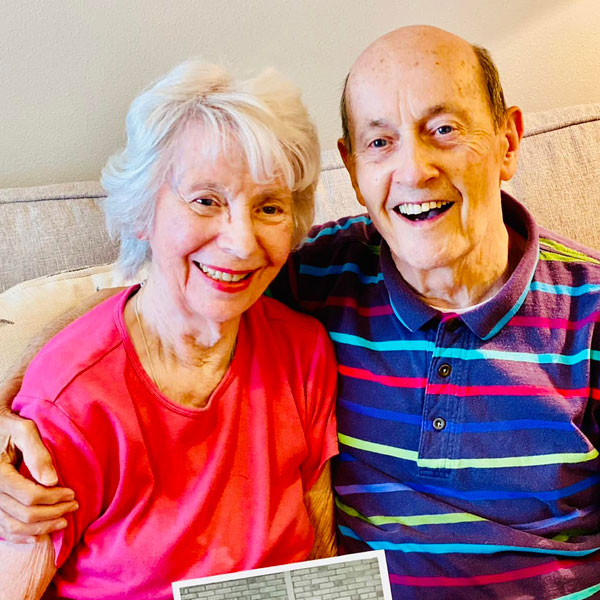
[395,226,525,310]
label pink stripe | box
[509,312,600,330]
[326,296,394,317]
[339,366,596,400]
[427,383,590,399]
[389,556,593,587]
[338,365,427,387]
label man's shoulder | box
[293,213,382,270]
[302,213,379,250]
[536,227,600,285]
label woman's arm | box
[0,535,57,600]
[0,287,122,542]
[305,461,337,559]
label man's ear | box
[337,138,366,207]
[499,106,524,182]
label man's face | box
[340,31,520,278]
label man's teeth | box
[399,201,451,216]
[198,264,248,282]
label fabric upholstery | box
[0,182,117,292]
[0,264,139,374]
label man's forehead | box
[345,32,484,124]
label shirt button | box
[446,319,460,332]
[438,363,452,377]
[433,417,446,431]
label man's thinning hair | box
[339,43,507,154]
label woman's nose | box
[217,211,260,258]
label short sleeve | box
[300,324,338,491]
[14,395,103,568]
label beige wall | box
[1,0,598,187]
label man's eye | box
[370,138,388,148]
[436,125,454,135]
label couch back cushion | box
[1,103,599,293]
[1,182,118,292]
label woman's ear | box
[500,106,524,182]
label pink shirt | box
[14,288,338,599]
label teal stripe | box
[483,253,538,340]
[304,216,372,243]
[330,332,600,365]
[388,293,410,329]
[299,263,384,285]
[435,346,599,365]
[530,282,600,296]
[553,583,600,600]
[339,526,600,557]
[329,332,434,352]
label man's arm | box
[305,461,338,559]
[0,535,57,599]
[0,287,122,543]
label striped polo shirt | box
[271,193,600,600]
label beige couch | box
[1,103,599,372]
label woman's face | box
[146,121,295,325]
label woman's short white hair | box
[101,59,321,277]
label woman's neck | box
[124,280,240,407]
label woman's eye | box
[195,197,217,207]
[261,205,282,216]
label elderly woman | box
[0,59,337,599]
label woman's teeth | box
[197,263,249,282]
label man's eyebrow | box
[365,118,394,130]
[424,103,471,120]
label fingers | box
[0,509,68,544]
[0,463,78,544]
[0,490,78,543]
[0,461,74,506]
[1,416,58,486]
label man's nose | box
[392,137,439,188]
[217,210,260,258]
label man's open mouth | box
[193,261,252,283]
[394,200,453,221]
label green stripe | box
[338,433,599,469]
[335,497,486,526]
[552,583,600,600]
[540,238,600,265]
[540,250,600,265]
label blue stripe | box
[336,474,600,502]
[299,263,384,285]
[530,282,600,296]
[338,399,423,426]
[329,332,434,351]
[304,216,372,243]
[338,526,600,556]
[332,333,599,364]
[339,399,576,433]
[513,505,596,532]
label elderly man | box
[2,25,600,600]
